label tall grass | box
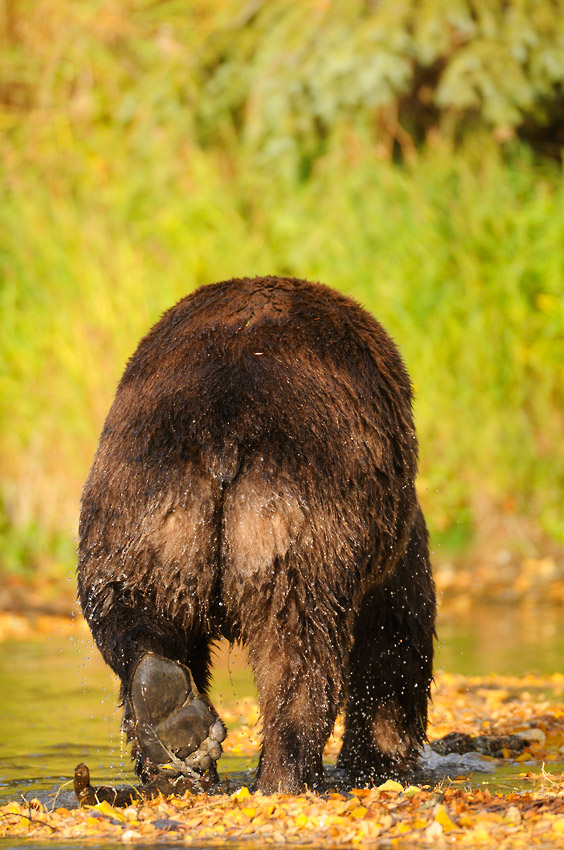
[1,130,563,579]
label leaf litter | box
[3,671,564,844]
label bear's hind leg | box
[246,614,344,794]
[338,506,436,784]
[79,468,227,785]
[125,651,226,783]
[79,581,226,784]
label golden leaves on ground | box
[435,556,563,606]
[429,671,564,763]
[3,775,564,845]
[218,671,564,765]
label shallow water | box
[0,632,258,808]
[1,604,563,811]
[436,603,564,677]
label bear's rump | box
[221,463,306,580]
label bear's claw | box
[130,653,226,780]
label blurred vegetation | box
[1,0,563,592]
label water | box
[0,631,258,809]
[1,604,563,811]
[0,632,124,807]
[436,603,564,676]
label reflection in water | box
[436,603,564,676]
[0,631,258,807]
[0,631,124,805]
[1,604,563,806]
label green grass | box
[1,128,563,581]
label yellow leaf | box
[553,819,564,834]
[473,826,492,843]
[329,815,348,826]
[295,813,309,828]
[241,807,256,819]
[350,806,367,819]
[377,779,403,793]
[434,805,456,833]
[92,801,126,822]
[404,785,420,797]
[233,787,251,801]
[340,797,360,813]
[3,803,22,815]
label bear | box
[78,276,436,794]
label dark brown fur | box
[78,276,436,792]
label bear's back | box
[96,276,416,498]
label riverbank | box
[3,771,564,845]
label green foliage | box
[3,0,564,168]
[0,497,75,580]
[195,0,564,158]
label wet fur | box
[78,276,436,793]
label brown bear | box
[78,276,436,793]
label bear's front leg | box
[125,653,226,784]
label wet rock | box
[430,731,529,759]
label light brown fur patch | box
[223,469,305,577]
[371,705,411,758]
